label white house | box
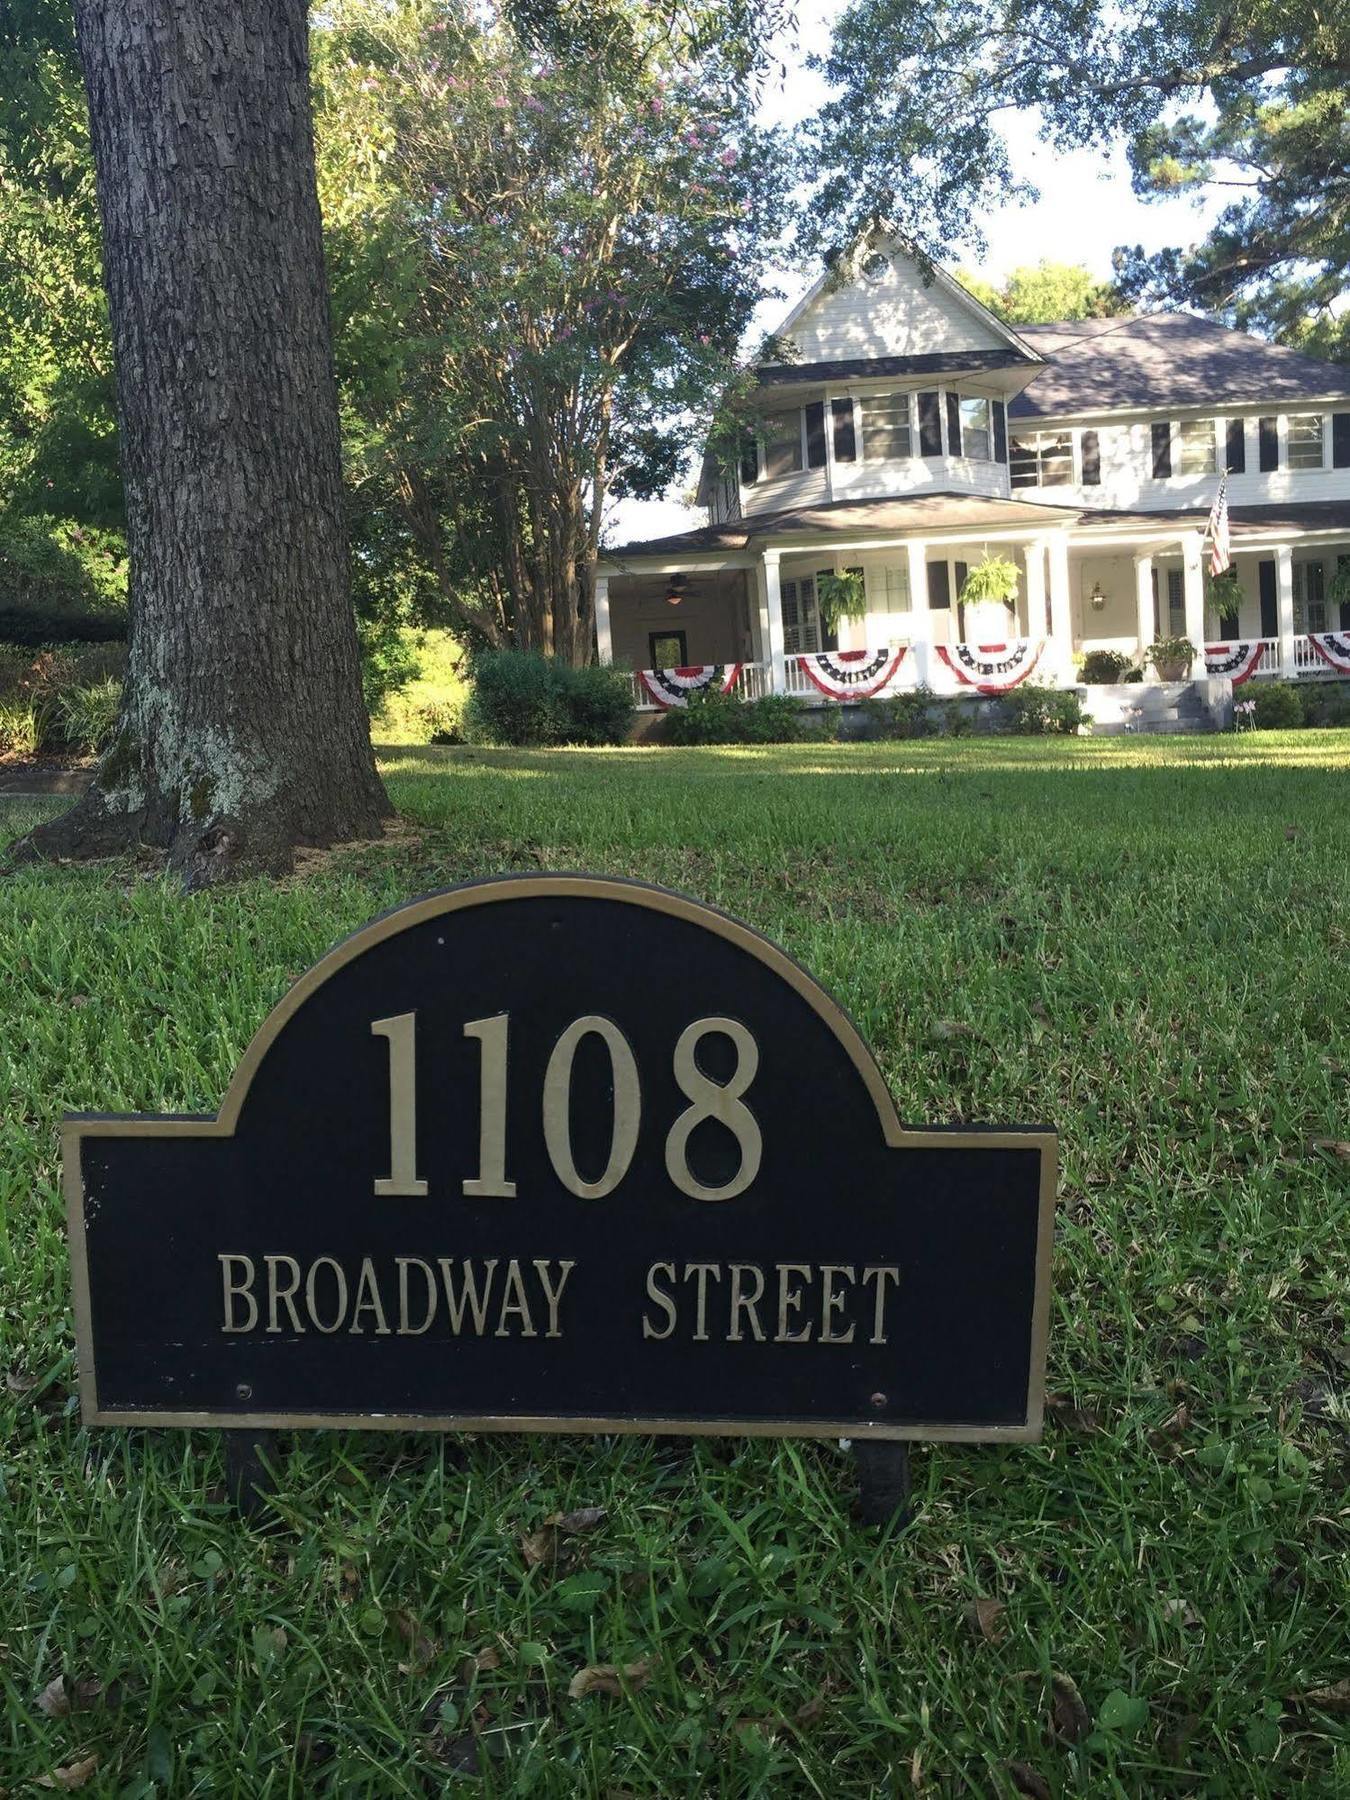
[595,236,1350,711]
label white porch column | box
[593,574,613,666]
[1023,540,1047,640]
[1134,554,1154,661]
[906,538,931,684]
[1182,531,1206,668]
[1046,534,1074,681]
[758,549,787,694]
[1276,544,1297,674]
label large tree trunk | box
[12,0,389,886]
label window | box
[1010,431,1073,488]
[761,410,803,479]
[860,392,912,461]
[780,576,821,655]
[1295,561,1326,631]
[873,565,910,610]
[1177,418,1216,475]
[958,396,991,462]
[1167,569,1184,621]
[1287,414,1325,470]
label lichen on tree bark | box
[9,0,389,888]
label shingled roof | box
[1010,315,1350,419]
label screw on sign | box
[65,875,1056,1526]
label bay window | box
[860,392,912,461]
[958,395,991,461]
[761,410,803,479]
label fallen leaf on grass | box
[1162,1597,1203,1629]
[1046,1394,1104,1435]
[549,1505,606,1535]
[1008,1763,1051,1800]
[1288,1679,1350,1714]
[1050,1671,1092,1744]
[520,1528,559,1569]
[1312,1139,1350,1162]
[461,1644,501,1680]
[1149,1403,1192,1448]
[568,1657,653,1701]
[36,1757,98,1791]
[967,1596,1007,1644]
[930,1019,977,1042]
[393,1609,439,1673]
[6,1368,38,1396]
[35,1676,69,1718]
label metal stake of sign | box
[853,1440,912,1527]
[224,1430,278,1524]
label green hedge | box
[663,690,836,745]
[467,651,634,746]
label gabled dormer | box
[700,235,1044,522]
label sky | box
[610,0,1224,545]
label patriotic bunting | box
[795,646,907,700]
[935,639,1045,694]
[638,664,742,708]
[1308,632,1350,675]
[1204,642,1265,686]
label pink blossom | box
[492,95,508,108]
[524,96,546,112]
[431,17,446,30]
[698,334,710,344]
[648,97,664,116]
[720,148,737,166]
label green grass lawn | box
[3,734,1348,1797]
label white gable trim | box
[768,231,1040,367]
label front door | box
[648,630,687,670]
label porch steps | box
[1082,679,1228,737]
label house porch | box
[597,514,1350,710]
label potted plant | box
[1148,634,1195,680]
[958,555,1020,608]
[1206,570,1243,638]
[816,568,869,636]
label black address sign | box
[65,875,1056,1440]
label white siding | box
[776,247,1008,365]
[1010,409,1350,513]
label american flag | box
[1207,474,1231,576]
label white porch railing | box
[628,634,1344,709]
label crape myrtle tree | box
[804,0,1350,357]
[12,0,389,885]
[316,0,788,663]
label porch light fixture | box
[1089,580,1107,612]
[664,574,687,606]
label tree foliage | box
[805,0,1350,354]
[957,262,1126,324]
[316,0,788,662]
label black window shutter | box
[993,398,1007,463]
[804,402,827,470]
[740,432,759,485]
[945,391,962,457]
[1151,421,1172,479]
[1226,417,1247,474]
[831,397,856,463]
[927,561,951,608]
[1258,559,1277,636]
[1080,429,1101,485]
[1333,413,1350,468]
[918,391,942,457]
[1258,416,1279,471]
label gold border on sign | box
[63,873,1058,1442]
